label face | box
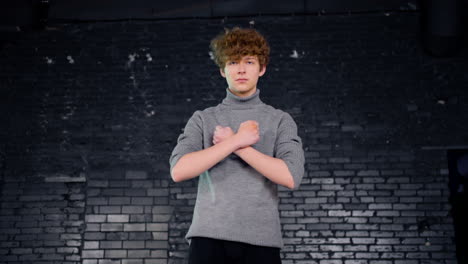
[220,55,266,97]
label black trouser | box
[188,237,282,264]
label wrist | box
[234,146,250,156]
[230,133,243,150]
[223,134,241,153]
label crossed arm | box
[170,120,295,189]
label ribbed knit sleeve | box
[274,112,305,190]
[169,111,203,173]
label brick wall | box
[1,13,467,264]
[82,170,171,264]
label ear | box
[220,68,226,78]
[259,65,267,77]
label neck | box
[221,88,263,109]
[228,87,257,98]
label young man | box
[169,27,305,264]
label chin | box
[229,86,255,96]
[237,87,253,92]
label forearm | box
[171,136,240,182]
[234,147,295,189]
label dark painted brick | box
[1,12,465,264]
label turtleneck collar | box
[221,88,263,109]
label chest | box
[202,109,280,155]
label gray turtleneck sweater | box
[169,89,305,248]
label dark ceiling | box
[1,0,466,56]
[1,0,421,30]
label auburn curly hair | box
[210,27,270,70]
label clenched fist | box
[213,126,235,145]
[235,120,260,148]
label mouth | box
[236,78,248,82]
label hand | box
[234,120,260,148]
[213,126,235,145]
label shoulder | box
[191,105,218,119]
[260,103,294,120]
[185,104,220,123]
[260,104,301,132]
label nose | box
[237,62,246,73]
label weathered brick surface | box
[0,175,85,264]
[1,13,467,264]
[79,170,171,264]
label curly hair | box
[210,27,270,70]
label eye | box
[228,61,237,65]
